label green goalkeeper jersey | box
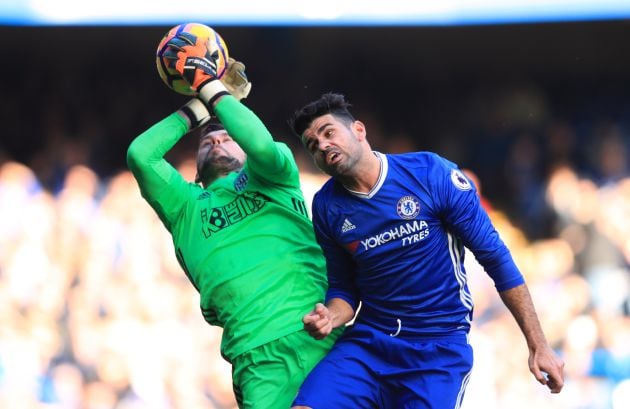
[127,96,328,362]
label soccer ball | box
[156,23,229,96]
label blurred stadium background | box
[1,1,630,408]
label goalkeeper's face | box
[196,130,246,186]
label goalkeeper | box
[127,33,339,408]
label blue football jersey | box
[312,151,524,337]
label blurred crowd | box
[1,133,629,408]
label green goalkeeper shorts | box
[231,327,342,409]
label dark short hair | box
[289,93,355,138]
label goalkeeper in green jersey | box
[127,34,339,409]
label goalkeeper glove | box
[164,32,229,107]
[178,99,211,130]
[220,58,252,101]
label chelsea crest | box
[396,195,420,219]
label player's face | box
[196,130,246,183]
[301,114,364,177]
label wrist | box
[198,79,230,109]
[326,298,355,328]
[179,98,210,130]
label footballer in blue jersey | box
[289,93,564,409]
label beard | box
[197,148,244,185]
[319,148,358,177]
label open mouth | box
[327,151,340,165]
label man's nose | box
[317,138,330,152]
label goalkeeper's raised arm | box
[165,30,291,183]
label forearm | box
[126,113,190,225]
[127,112,189,175]
[499,283,548,350]
[326,297,356,328]
[213,96,276,158]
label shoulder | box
[246,140,297,165]
[383,151,458,182]
[312,177,347,212]
[410,153,474,193]
[395,151,460,173]
[274,141,294,157]
[313,177,338,201]
[386,151,472,191]
[244,140,301,184]
[384,151,451,168]
[272,141,299,170]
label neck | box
[340,151,382,194]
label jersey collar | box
[345,151,388,199]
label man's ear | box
[352,120,367,141]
